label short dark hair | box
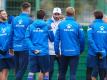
[0,10,5,14]
[21,2,31,10]
[37,9,45,19]
[94,11,103,19]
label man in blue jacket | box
[105,56,107,80]
[86,11,107,80]
[11,2,32,80]
[54,7,85,80]
[38,7,62,80]
[26,9,54,80]
[0,10,14,80]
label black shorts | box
[28,55,50,73]
[0,58,14,71]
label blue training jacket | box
[25,19,54,56]
[54,16,85,56]
[88,19,107,57]
[47,18,61,35]
[12,12,32,51]
[0,21,13,58]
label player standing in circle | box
[11,2,32,80]
[86,11,107,80]
[0,10,14,80]
[54,7,85,80]
[26,9,54,80]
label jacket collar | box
[20,12,29,17]
[93,19,104,23]
[0,21,7,24]
[65,16,75,21]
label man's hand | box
[96,52,103,60]
[34,50,40,54]
[9,49,14,55]
[56,53,61,58]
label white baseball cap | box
[53,7,61,14]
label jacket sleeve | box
[54,27,60,55]
[2,24,13,51]
[8,20,15,49]
[8,24,13,49]
[87,25,98,52]
[78,25,85,53]
[48,29,54,42]
[47,24,54,42]
[25,25,35,51]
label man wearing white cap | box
[47,7,62,80]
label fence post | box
[70,0,75,7]
[96,0,107,14]
[35,0,40,18]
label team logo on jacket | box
[64,24,74,31]
[100,26,104,30]
[18,19,23,24]
[67,24,72,29]
[16,19,24,27]
[33,28,43,32]
[0,28,7,36]
[1,28,6,33]
[97,26,107,33]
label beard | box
[2,18,7,21]
[54,17,60,21]
[1,17,7,21]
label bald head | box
[66,7,75,16]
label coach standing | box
[54,7,85,80]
